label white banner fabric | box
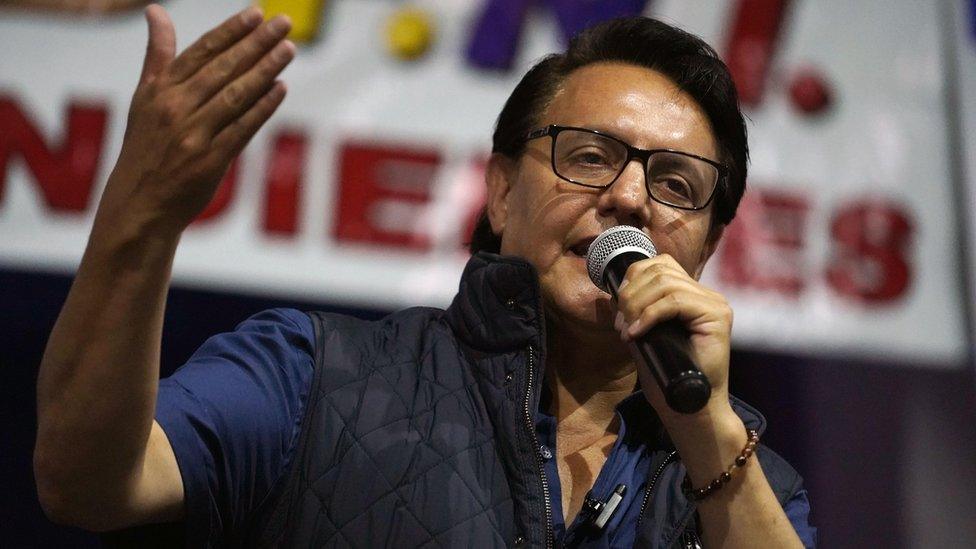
[0,0,967,366]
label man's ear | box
[485,153,516,239]
[693,223,725,280]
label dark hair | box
[469,17,748,254]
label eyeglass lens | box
[552,129,718,209]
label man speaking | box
[34,4,816,547]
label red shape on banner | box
[718,188,809,296]
[724,0,789,106]
[263,130,307,236]
[334,141,440,249]
[827,200,913,303]
[192,158,239,224]
[789,68,833,115]
[0,96,107,211]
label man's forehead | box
[540,63,717,156]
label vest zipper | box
[524,345,554,548]
[681,529,703,549]
[636,450,679,527]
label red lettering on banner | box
[718,188,809,296]
[192,159,239,224]
[334,142,440,250]
[0,96,107,211]
[724,0,789,106]
[263,130,307,236]
[826,200,912,303]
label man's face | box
[486,62,724,334]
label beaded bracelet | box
[683,428,760,501]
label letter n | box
[0,96,108,212]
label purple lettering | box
[466,0,649,70]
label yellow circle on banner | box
[386,8,434,60]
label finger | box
[624,291,732,340]
[622,253,685,283]
[168,7,265,84]
[183,16,292,108]
[212,80,287,157]
[139,4,176,85]
[197,40,294,133]
[618,257,697,306]
[617,276,710,321]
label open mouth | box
[568,237,596,257]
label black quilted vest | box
[249,253,803,548]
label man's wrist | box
[87,204,182,273]
[661,401,748,486]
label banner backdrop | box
[0,0,968,366]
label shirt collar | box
[537,385,671,450]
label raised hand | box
[34,7,295,529]
[100,4,294,233]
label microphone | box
[586,226,711,414]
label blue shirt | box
[156,309,816,547]
[536,387,663,548]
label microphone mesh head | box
[585,226,657,292]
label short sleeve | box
[783,488,818,548]
[154,308,315,547]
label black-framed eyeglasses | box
[523,125,728,211]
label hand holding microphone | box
[587,226,728,414]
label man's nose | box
[596,159,651,227]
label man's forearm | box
[665,407,804,548]
[696,457,804,548]
[34,209,179,522]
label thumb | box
[139,4,176,84]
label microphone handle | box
[605,252,711,414]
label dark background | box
[5,267,975,547]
